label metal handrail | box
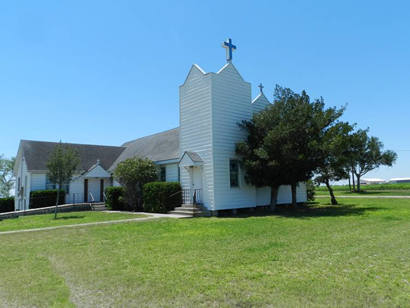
[89,192,95,203]
[182,188,201,205]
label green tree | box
[113,157,158,211]
[46,142,80,218]
[0,155,15,198]
[314,122,354,205]
[237,85,344,207]
[348,129,397,192]
[236,114,290,210]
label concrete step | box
[169,204,205,217]
[91,203,108,211]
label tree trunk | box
[270,186,279,211]
[54,184,60,219]
[356,174,361,192]
[348,175,351,192]
[351,169,356,192]
[325,179,338,205]
[291,183,297,207]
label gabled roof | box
[19,140,126,172]
[179,151,203,167]
[252,92,270,105]
[109,127,180,171]
[181,151,203,163]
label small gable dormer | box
[252,91,271,114]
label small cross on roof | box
[258,83,264,93]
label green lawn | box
[0,199,409,307]
[0,211,146,232]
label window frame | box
[160,166,166,182]
[229,159,239,188]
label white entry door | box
[192,167,202,189]
[192,167,202,203]
[88,179,100,202]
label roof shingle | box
[20,140,126,172]
[109,128,180,171]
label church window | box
[46,176,56,190]
[229,159,239,187]
[160,166,166,182]
[46,176,69,194]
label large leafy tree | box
[0,155,15,197]
[236,113,291,210]
[314,122,353,205]
[47,142,80,218]
[348,129,397,192]
[114,157,158,211]
[237,85,344,207]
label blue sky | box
[1,0,409,180]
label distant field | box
[0,198,409,307]
[316,182,410,191]
[316,190,410,196]
[316,182,410,197]
[0,211,146,232]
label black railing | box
[182,189,202,205]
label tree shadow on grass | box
[216,202,382,219]
[273,203,382,218]
[336,191,392,195]
[55,215,85,220]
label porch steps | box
[168,204,208,217]
[91,202,108,211]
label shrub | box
[105,186,126,210]
[0,197,14,213]
[143,182,182,213]
[114,157,158,211]
[29,189,65,209]
[306,179,316,201]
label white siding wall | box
[14,157,30,210]
[179,65,214,209]
[66,177,112,203]
[211,63,256,210]
[165,163,179,182]
[256,184,308,205]
[67,177,84,203]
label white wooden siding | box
[14,157,30,210]
[179,64,214,208]
[256,183,308,205]
[211,63,256,210]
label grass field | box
[315,189,410,196]
[316,182,410,191]
[316,182,410,197]
[0,199,409,307]
[0,211,146,232]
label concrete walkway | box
[0,212,190,236]
[316,195,410,199]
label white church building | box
[13,39,307,213]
